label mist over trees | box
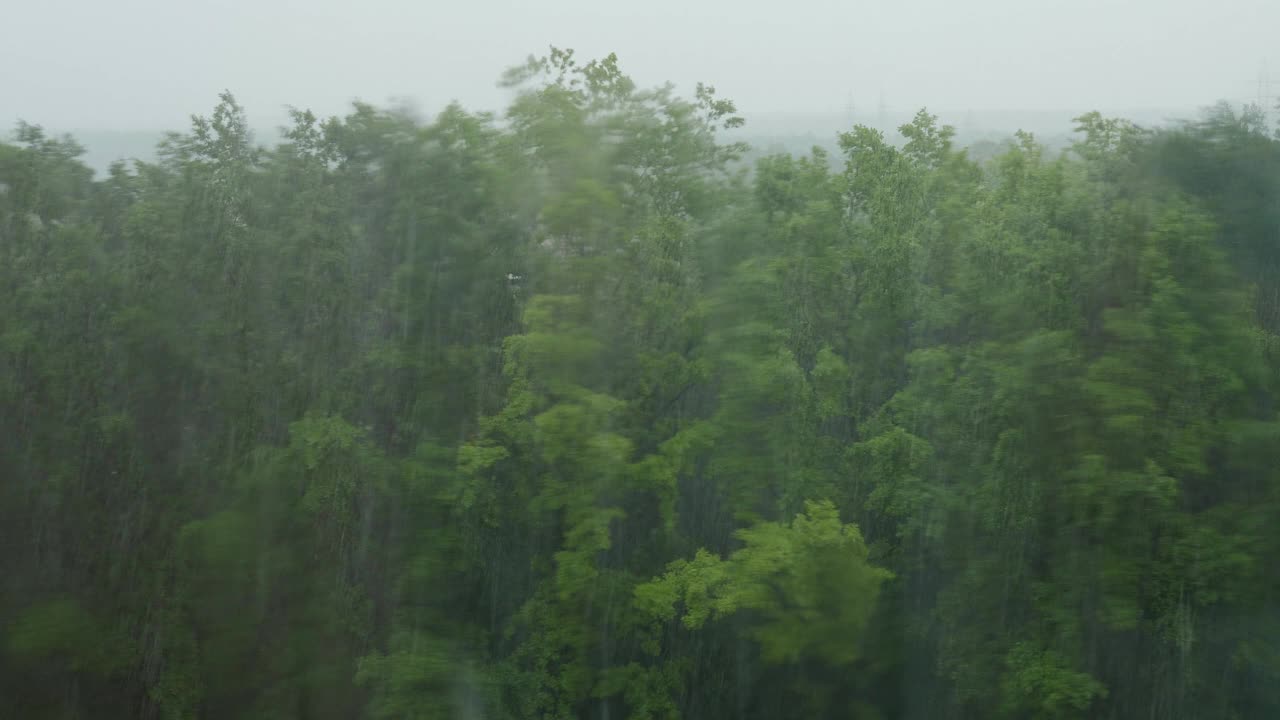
[2,50,1279,719]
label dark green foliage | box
[2,52,1278,719]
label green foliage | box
[7,598,134,676]
[2,52,1279,720]
[355,630,473,720]
[1000,644,1108,719]
[638,501,890,666]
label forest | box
[2,49,1279,719]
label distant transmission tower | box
[1257,61,1280,120]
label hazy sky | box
[3,0,1278,131]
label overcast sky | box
[3,0,1278,131]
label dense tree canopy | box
[2,50,1278,719]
